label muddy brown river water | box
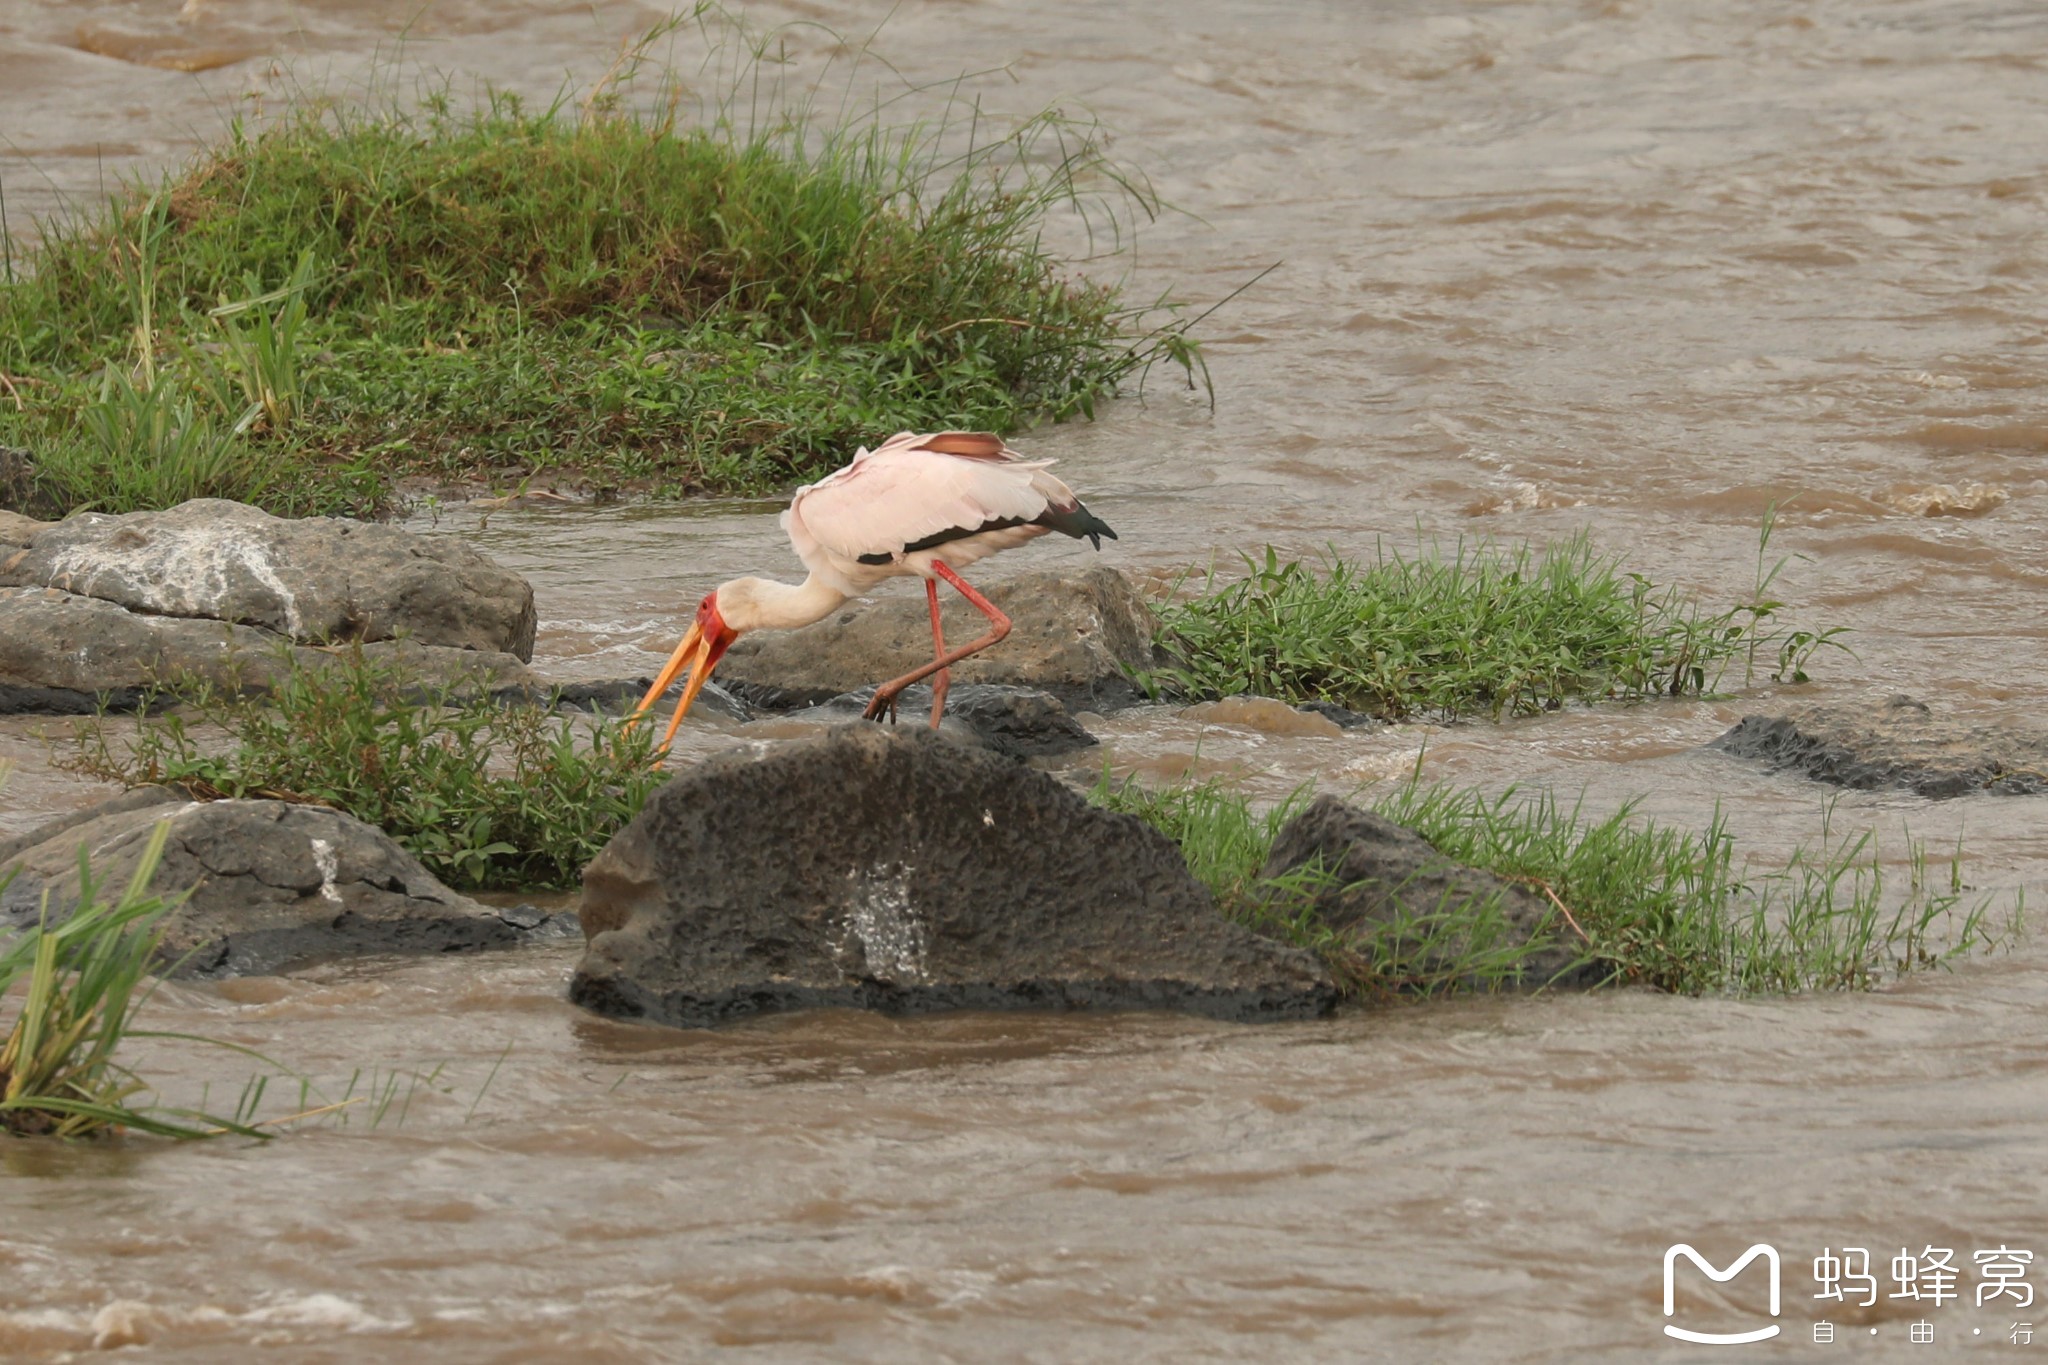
[5,1,2048,1359]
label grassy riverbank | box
[0,39,1189,517]
[1096,773,2018,999]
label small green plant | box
[71,366,270,510]
[1138,530,1845,721]
[67,651,669,890]
[1092,771,2019,999]
[0,815,268,1140]
[203,249,318,435]
[1730,501,1849,685]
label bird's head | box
[642,585,744,749]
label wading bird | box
[629,430,1116,750]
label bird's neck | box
[738,573,850,632]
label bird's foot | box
[860,690,901,724]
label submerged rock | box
[1259,796,1601,991]
[0,500,541,710]
[0,788,569,977]
[1714,695,2048,798]
[570,726,1333,1028]
[717,566,1156,713]
[780,683,1098,760]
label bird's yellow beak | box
[629,622,716,752]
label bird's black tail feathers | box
[1039,499,1119,550]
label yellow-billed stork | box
[629,430,1116,749]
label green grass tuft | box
[0,13,1202,516]
[65,651,668,891]
[1093,770,2019,999]
[0,796,270,1141]
[1140,525,1845,722]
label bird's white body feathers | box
[783,430,1083,596]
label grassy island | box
[1,40,1191,517]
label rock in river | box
[0,587,536,714]
[570,726,1334,1028]
[716,566,1156,712]
[1259,796,1602,990]
[776,683,1099,760]
[2,498,536,655]
[0,499,540,709]
[0,788,573,977]
[1713,695,2048,798]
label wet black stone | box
[533,676,753,722]
[1292,699,1382,730]
[493,903,581,937]
[495,902,550,930]
[797,683,1098,760]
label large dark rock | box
[1259,796,1602,991]
[1714,695,2048,798]
[0,499,536,657]
[717,567,1155,713]
[570,726,1333,1027]
[0,788,571,977]
[0,586,536,706]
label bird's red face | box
[640,589,742,750]
[694,590,740,665]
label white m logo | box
[1663,1243,1781,1344]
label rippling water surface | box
[3,1,2046,1358]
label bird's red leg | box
[926,577,950,730]
[862,564,1011,722]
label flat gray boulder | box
[570,726,1333,1027]
[0,788,572,977]
[1714,695,2048,798]
[1,499,536,658]
[717,566,1155,712]
[0,586,536,712]
[1259,796,1601,991]
[0,499,541,710]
